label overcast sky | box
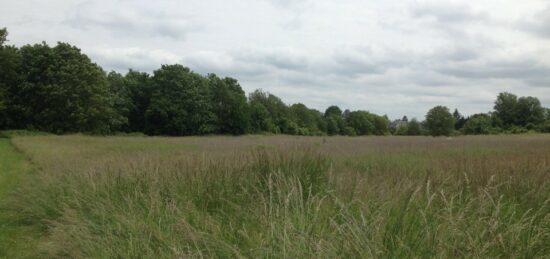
[2,0,550,119]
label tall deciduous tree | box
[106,71,132,131]
[290,103,323,135]
[8,42,121,133]
[0,28,20,128]
[122,70,152,132]
[208,74,249,135]
[407,118,421,135]
[515,96,545,127]
[324,106,343,117]
[425,106,455,136]
[146,64,215,135]
[346,111,374,135]
[248,89,292,134]
[463,113,492,135]
[493,92,518,128]
[453,109,466,130]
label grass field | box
[1,134,549,258]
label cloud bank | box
[2,0,549,119]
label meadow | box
[1,134,549,258]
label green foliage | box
[453,108,466,130]
[325,116,342,135]
[324,105,342,117]
[463,113,492,135]
[372,114,390,135]
[290,103,324,135]
[346,111,374,135]
[516,96,545,126]
[145,65,215,135]
[506,126,528,134]
[407,118,422,135]
[494,92,518,128]
[249,90,290,133]
[8,42,122,134]
[208,75,249,134]
[425,106,455,136]
[0,30,20,129]
[2,28,549,137]
[106,71,132,131]
[395,125,408,135]
[0,28,7,46]
[539,120,550,133]
[249,102,276,133]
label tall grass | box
[5,135,550,258]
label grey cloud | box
[236,49,309,70]
[410,2,489,23]
[518,6,550,39]
[436,59,550,82]
[332,53,385,75]
[65,1,197,40]
[182,51,272,78]
[265,0,311,10]
[89,47,182,72]
[433,46,480,62]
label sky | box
[2,0,550,119]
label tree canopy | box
[425,106,455,136]
[0,28,549,137]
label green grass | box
[2,135,550,257]
[0,139,42,258]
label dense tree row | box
[0,29,392,136]
[1,28,549,137]
[393,93,550,136]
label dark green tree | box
[106,71,132,131]
[453,108,466,130]
[372,114,390,135]
[346,111,374,135]
[8,42,122,133]
[145,64,215,135]
[325,116,339,135]
[249,102,275,133]
[425,106,455,136]
[324,105,343,117]
[248,90,293,134]
[395,125,408,135]
[0,28,7,45]
[0,28,20,128]
[290,103,323,135]
[407,118,421,135]
[493,92,518,128]
[463,113,492,135]
[324,105,346,135]
[208,74,249,134]
[515,96,545,127]
[122,70,152,132]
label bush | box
[538,121,550,133]
[507,126,528,134]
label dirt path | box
[0,138,42,258]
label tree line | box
[393,93,550,136]
[1,28,549,136]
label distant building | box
[390,116,409,129]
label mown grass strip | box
[0,138,42,258]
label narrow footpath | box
[0,138,41,258]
